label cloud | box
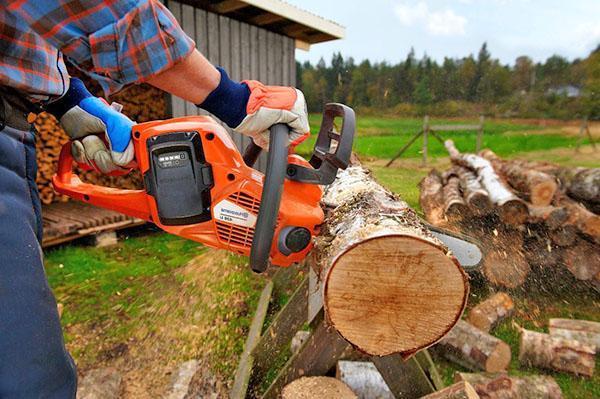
[394,1,467,36]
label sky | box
[287,0,600,66]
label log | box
[554,167,600,209]
[281,377,357,399]
[454,166,492,215]
[315,165,469,357]
[419,381,479,399]
[563,240,600,280]
[419,170,446,226]
[336,361,394,399]
[443,171,469,220]
[435,320,511,372]
[467,293,514,333]
[549,226,578,247]
[445,141,528,225]
[454,372,562,399]
[480,150,558,206]
[527,205,569,231]
[549,318,600,353]
[518,328,595,377]
[558,196,600,241]
[481,231,530,289]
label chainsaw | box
[53,103,482,273]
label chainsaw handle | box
[53,142,152,221]
[249,124,289,273]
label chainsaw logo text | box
[213,200,257,228]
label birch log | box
[419,170,446,226]
[315,166,469,357]
[454,372,562,399]
[445,140,528,225]
[467,293,514,333]
[443,170,469,220]
[518,329,595,377]
[435,320,511,372]
[419,381,479,399]
[549,319,600,353]
[480,150,558,206]
[454,166,492,215]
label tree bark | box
[480,150,558,206]
[528,205,569,231]
[454,166,492,215]
[443,170,469,221]
[552,167,600,211]
[281,377,357,399]
[315,165,469,357]
[419,381,479,399]
[558,195,600,242]
[467,293,514,333]
[563,240,600,281]
[420,169,446,226]
[336,361,393,399]
[445,140,528,225]
[549,318,600,353]
[518,329,595,377]
[434,320,511,372]
[454,372,562,399]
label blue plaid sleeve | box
[8,0,195,95]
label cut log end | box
[483,249,530,289]
[325,235,468,357]
[530,180,559,206]
[282,377,357,399]
[499,200,529,226]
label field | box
[44,116,599,397]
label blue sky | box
[288,0,600,66]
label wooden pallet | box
[42,201,145,247]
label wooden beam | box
[295,39,310,51]
[212,0,249,13]
[250,12,284,26]
[372,354,436,397]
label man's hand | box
[197,67,309,149]
[47,78,135,174]
[235,81,309,149]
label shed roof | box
[185,0,345,47]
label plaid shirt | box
[1,0,195,100]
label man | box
[0,0,309,397]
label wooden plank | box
[251,276,309,383]
[207,11,220,65]
[385,130,423,167]
[219,15,230,70]
[289,38,296,86]
[416,350,444,390]
[372,354,436,398]
[212,0,248,13]
[195,8,208,63]
[168,1,185,117]
[307,266,323,325]
[240,22,251,80]
[262,317,349,399]
[266,31,276,84]
[230,281,274,399]
[250,13,284,26]
[282,36,291,85]
[229,19,241,80]
[258,28,268,82]
[274,34,283,85]
[181,2,196,116]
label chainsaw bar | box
[423,223,483,270]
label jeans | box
[0,119,77,397]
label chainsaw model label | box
[213,199,257,228]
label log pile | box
[33,78,168,204]
[419,141,600,290]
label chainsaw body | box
[53,104,356,272]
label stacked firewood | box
[34,82,168,204]
[419,140,600,290]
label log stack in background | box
[419,140,600,290]
[34,70,169,204]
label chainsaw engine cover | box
[143,131,213,226]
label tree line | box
[297,43,600,119]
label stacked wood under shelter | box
[419,140,600,290]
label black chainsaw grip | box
[249,124,289,273]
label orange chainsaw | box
[53,103,355,273]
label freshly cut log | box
[315,166,469,357]
[454,166,492,215]
[480,149,558,206]
[445,140,528,225]
[443,170,469,220]
[336,361,393,399]
[481,232,530,289]
[553,167,600,209]
[563,240,600,280]
[518,329,595,377]
[558,196,600,241]
[454,372,562,399]
[420,170,446,226]
[549,318,600,353]
[435,320,511,372]
[549,225,578,247]
[528,205,569,231]
[281,377,357,399]
[419,381,479,399]
[467,293,514,333]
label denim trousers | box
[0,96,77,397]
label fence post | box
[422,115,430,167]
[476,115,484,152]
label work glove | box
[46,78,135,174]
[198,67,309,150]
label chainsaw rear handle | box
[248,124,289,273]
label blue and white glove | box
[46,78,135,174]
